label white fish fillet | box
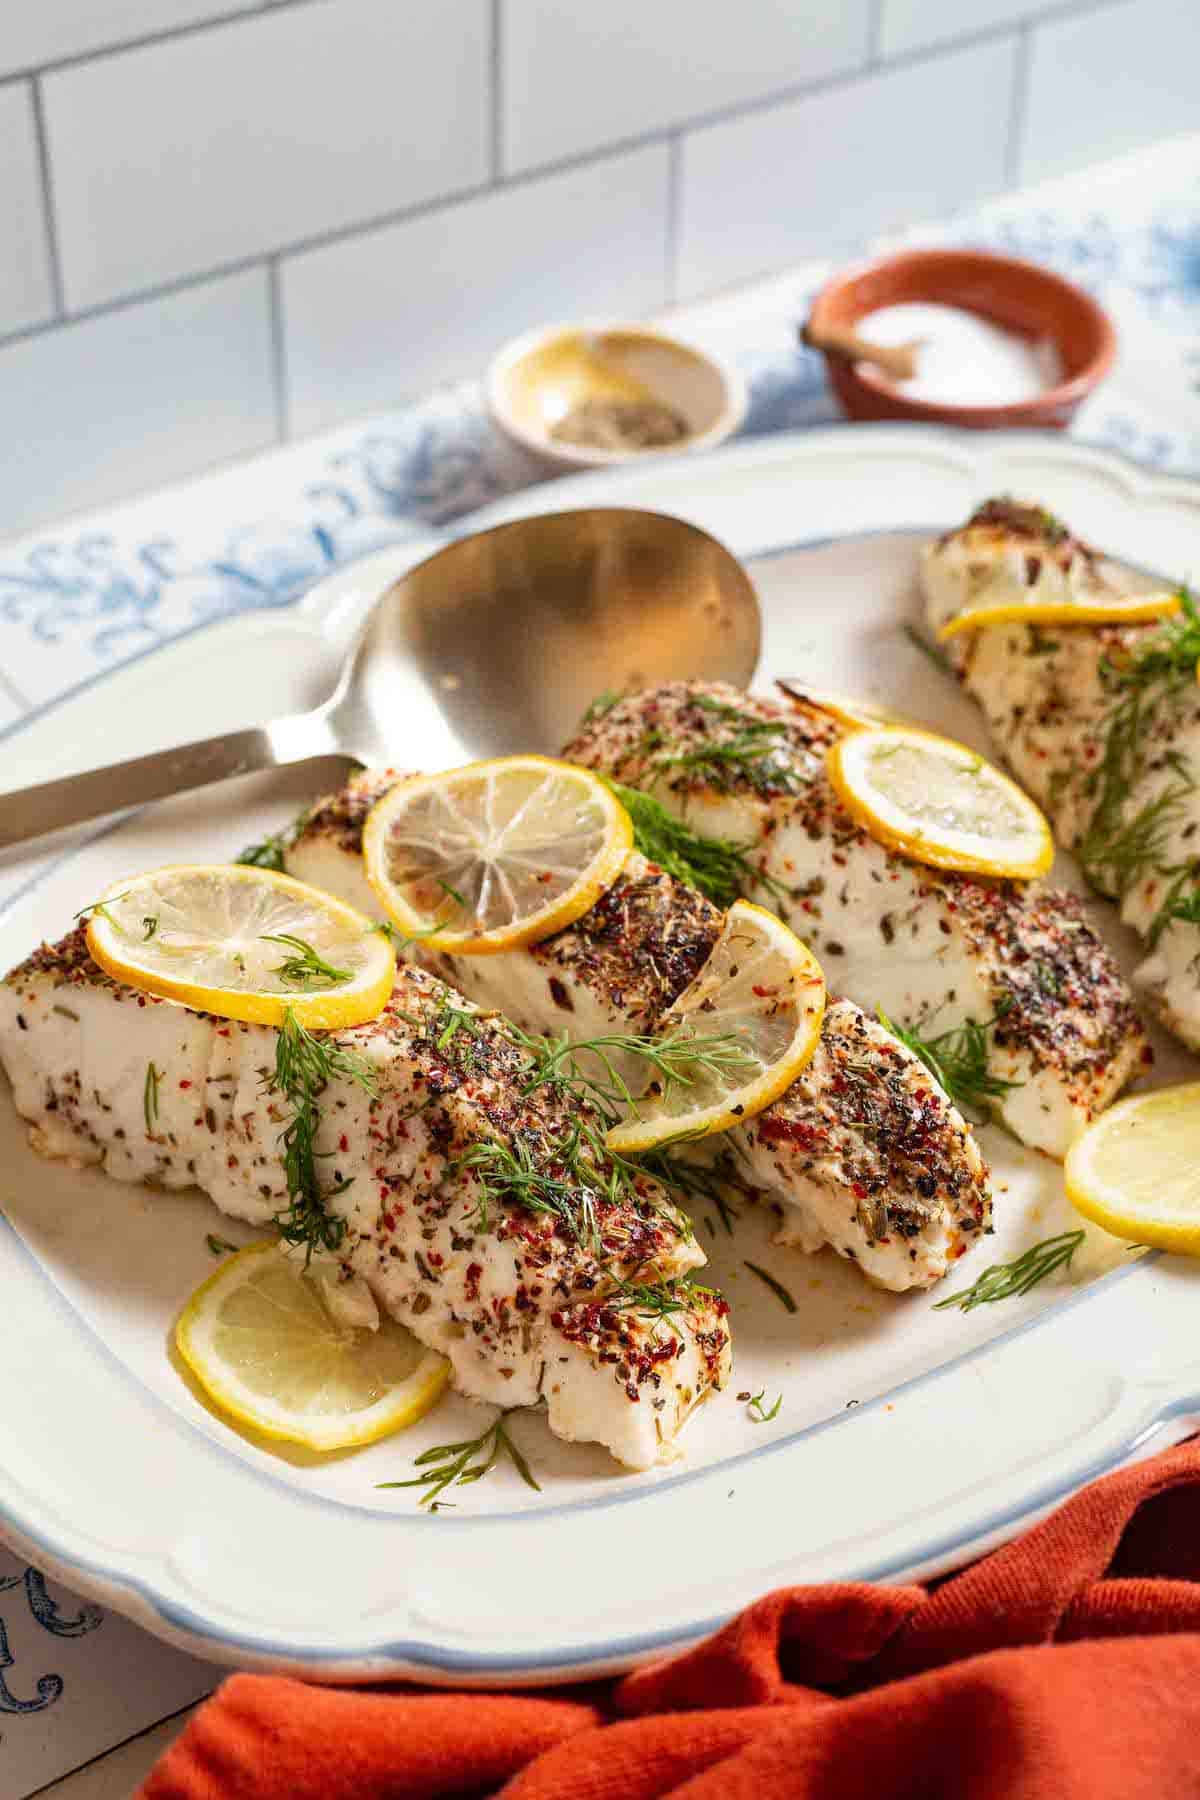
[0,929,730,1470]
[561,683,1150,1159]
[288,775,993,1292]
[921,497,1200,1052]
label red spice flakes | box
[339,1134,349,1153]
[178,1079,192,1090]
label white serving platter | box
[1,425,1198,1687]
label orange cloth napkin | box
[143,1438,1200,1799]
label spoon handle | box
[0,714,340,850]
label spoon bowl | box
[0,508,761,848]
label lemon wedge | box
[85,864,394,1028]
[176,1243,450,1451]
[827,725,1054,880]
[1065,1084,1200,1254]
[605,900,826,1154]
[362,755,633,954]
[937,589,1180,641]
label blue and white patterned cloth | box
[4,130,1200,1799]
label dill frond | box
[261,933,353,989]
[378,1410,540,1508]
[268,1008,377,1261]
[932,1230,1084,1313]
[877,1004,1021,1123]
[603,778,788,907]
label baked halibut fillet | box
[562,681,1149,1158]
[922,497,1200,1052]
[0,930,730,1469]
[287,773,993,1293]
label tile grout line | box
[489,0,504,182]
[267,255,290,442]
[0,9,1019,358]
[0,0,328,87]
[0,0,1127,120]
[28,75,65,317]
[0,0,1137,360]
[1004,22,1035,189]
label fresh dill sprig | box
[747,1389,782,1423]
[269,1008,378,1262]
[932,1229,1085,1313]
[1167,888,1200,927]
[377,1410,540,1509]
[143,1061,161,1132]
[581,689,623,726]
[639,1148,743,1234]
[612,1280,689,1321]
[877,1004,1021,1123]
[743,1260,797,1313]
[1080,775,1193,900]
[903,623,952,674]
[452,1128,604,1248]
[602,777,789,908]
[73,892,131,930]
[513,1022,756,1120]
[206,1234,239,1257]
[235,831,288,871]
[261,932,353,990]
[1079,589,1200,925]
[653,704,804,798]
[235,805,314,873]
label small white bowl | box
[485,321,747,473]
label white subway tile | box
[502,0,870,174]
[0,1,256,78]
[0,85,54,337]
[677,37,1017,298]
[1020,0,1200,184]
[282,143,670,437]
[44,0,489,311]
[880,0,1041,58]
[0,270,275,542]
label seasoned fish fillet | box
[562,682,1149,1158]
[0,929,729,1469]
[288,778,992,1291]
[922,497,1200,1052]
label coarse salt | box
[856,302,1062,405]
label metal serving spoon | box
[0,507,760,849]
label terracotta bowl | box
[807,248,1116,430]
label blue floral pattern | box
[0,1567,102,1716]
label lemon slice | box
[605,900,826,1154]
[362,755,633,954]
[176,1244,451,1451]
[776,678,906,732]
[827,725,1054,880]
[937,589,1180,641]
[85,864,394,1028]
[1065,1084,1200,1254]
